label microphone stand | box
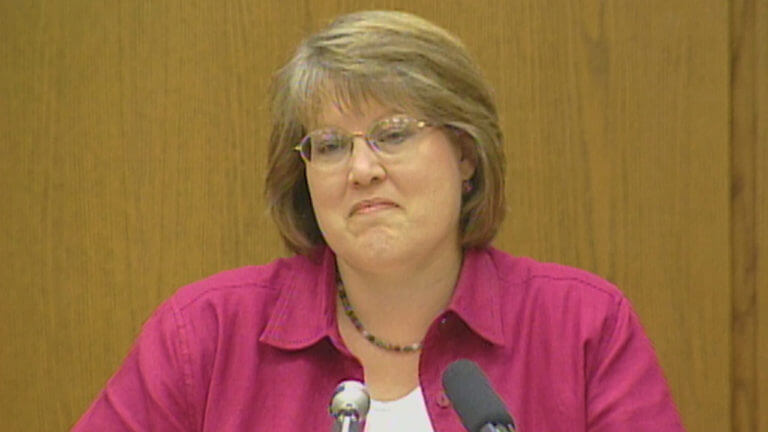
[332,413,363,432]
[479,423,516,432]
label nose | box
[347,136,386,187]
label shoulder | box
[477,247,640,364]
[477,247,628,341]
[138,253,325,373]
[154,253,323,331]
[484,246,625,308]
[474,249,682,429]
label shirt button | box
[439,316,449,326]
[436,392,452,409]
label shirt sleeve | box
[586,296,686,431]
[71,301,196,431]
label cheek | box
[407,165,463,214]
[421,152,464,191]
[306,170,342,221]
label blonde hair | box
[266,10,506,255]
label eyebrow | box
[312,111,408,132]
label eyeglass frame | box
[292,115,435,166]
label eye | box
[372,117,419,145]
[311,131,347,156]
[376,127,411,144]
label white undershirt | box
[364,386,435,432]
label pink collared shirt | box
[73,247,685,431]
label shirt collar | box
[259,248,338,350]
[259,247,506,350]
[446,247,507,346]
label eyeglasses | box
[294,114,432,167]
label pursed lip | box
[349,198,399,216]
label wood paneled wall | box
[0,1,764,430]
[731,1,768,431]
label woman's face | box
[305,100,476,273]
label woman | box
[74,11,684,431]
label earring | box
[462,179,474,194]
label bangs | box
[291,67,415,128]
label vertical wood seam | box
[731,0,758,431]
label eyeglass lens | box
[301,115,425,164]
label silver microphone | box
[329,380,370,432]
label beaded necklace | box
[337,282,424,353]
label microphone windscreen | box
[329,380,370,421]
[442,359,515,432]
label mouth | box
[349,199,399,216]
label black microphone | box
[329,380,370,432]
[442,359,517,432]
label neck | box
[335,244,464,345]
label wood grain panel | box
[0,1,732,431]
[0,1,305,430]
[732,1,768,431]
[732,0,758,430]
[754,1,768,430]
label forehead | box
[313,100,402,129]
[301,77,417,129]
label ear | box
[455,129,478,181]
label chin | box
[334,232,412,271]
